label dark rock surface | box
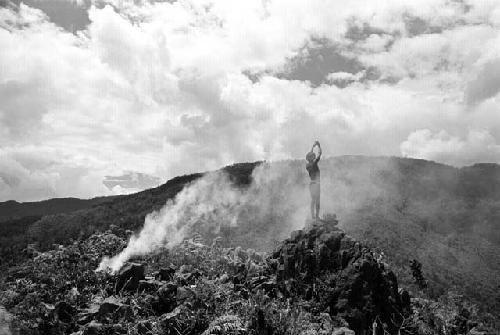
[114,263,145,293]
[270,220,411,334]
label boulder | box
[54,301,76,324]
[97,297,122,317]
[155,265,176,281]
[115,262,145,293]
[270,218,409,335]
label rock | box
[97,297,122,317]
[155,265,176,281]
[82,321,104,335]
[319,231,344,251]
[138,279,161,292]
[332,327,355,335]
[115,262,145,293]
[95,297,133,322]
[400,289,411,315]
[155,282,178,314]
[54,301,76,324]
[270,218,408,335]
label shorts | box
[309,182,320,202]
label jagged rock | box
[270,219,408,335]
[54,301,76,323]
[154,265,176,281]
[97,297,122,316]
[97,296,132,320]
[115,262,145,293]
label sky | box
[1,0,500,201]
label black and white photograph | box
[0,0,499,334]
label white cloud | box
[400,129,500,166]
[1,0,500,201]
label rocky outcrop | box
[270,219,411,335]
[114,263,145,293]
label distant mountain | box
[0,197,120,222]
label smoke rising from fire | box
[98,162,309,272]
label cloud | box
[465,59,500,106]
[103,171,160,191]
[400,129,500,166]
[1,0,500,201]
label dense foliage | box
[1,222,495,335]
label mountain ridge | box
[1,156,499,329]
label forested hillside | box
[1,156,499,327]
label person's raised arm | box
[314,141,322,162]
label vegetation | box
[1,157,499,332]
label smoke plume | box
[98,162,309,272]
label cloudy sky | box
[1,0,500,201]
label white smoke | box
[98,162,309,273]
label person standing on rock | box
[306,140,322,220]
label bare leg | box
[310,199,315,219]
[315,200,320,219]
